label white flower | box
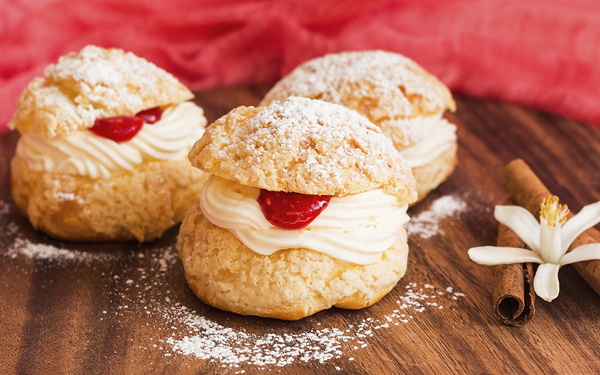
[468,196,600,302]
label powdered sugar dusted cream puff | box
[178,96,417,320]
[10,45,207,242]
[261,51,457,204]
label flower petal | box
[468,246,543,265]
[560,244,600,265]
[561,201,600,253]
[494,205,541,253]
[534,263,561,302]
[540,218,562,263]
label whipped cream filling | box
[199,175,410,265]
[16,101,205,179]
[399,114,457,169]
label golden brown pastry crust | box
[9,45,193,139]
[260,51,458,202]
[260,50,455,150]
[11,155,206,242]
[189,97,417,204]
[411,142,458,205]
[177,198,409,320]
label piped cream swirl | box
[16,101,206,179]
[199,175,410,265]
[399,114,457,168]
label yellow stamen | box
[540,196,569,227]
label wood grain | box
[2,89,600,374]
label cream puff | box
[9,45,207,242]
[261,50,457,204]
[178,96,417,320]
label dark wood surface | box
[2,87,600,374]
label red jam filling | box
[90,116,144,143]
[135,107,163,124]
[257,190,331,230]
[89,107,163,143]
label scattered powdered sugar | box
[207,96,412,196]
[7,237,118,264]
[54,192,76,201]
[47,45,181,105]
[406,195,466,238]
[0,200,9,216]
[20,45,190,138]
[1,206,466,370]
[165,309,353,366]
[6,222,19,236]
[0,200,18,235]
[16,239,77,260]
[261,51,452,148]
[83,242,464,369]
[263,51,447,117]
[162,282,465,367]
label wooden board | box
[2,87,600,374]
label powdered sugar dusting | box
[246,97,389,186]
[165,310,351,366]
[1,229,465,369]
[264,51,446,115]
[406,195,466,238]
[199,97,415,201]
[45,45,182,112]
[12,45,192,138]
[262,51,453,148]
[1,204,465,369]
[0,199,9,216]
[7,238,118,264]
[162,282,464,367]
[0,200,18,235]
[54,192,76,201]
[6,222,19,235]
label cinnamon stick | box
[501,158,600,297]
[493,199,536,326]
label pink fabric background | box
[1,0,599,133]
